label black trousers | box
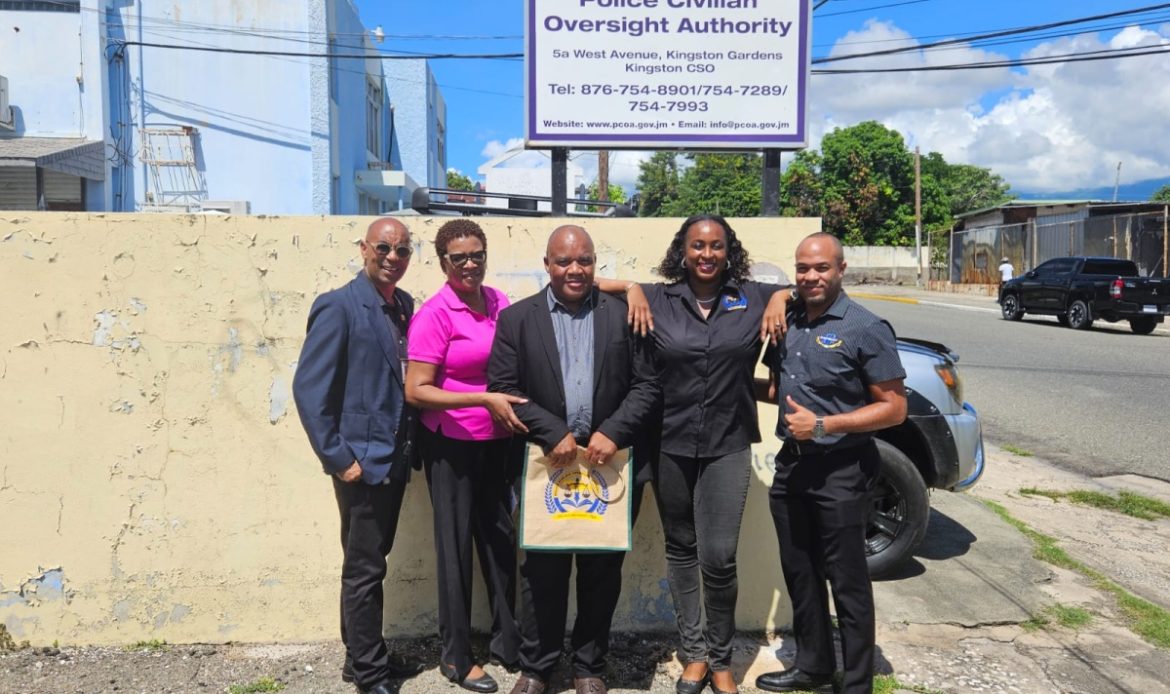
[333,473,408,689]
[768,440,879,694]
[421,428,522,680]
[516,473,647,681]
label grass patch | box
[125,639,168,653]
[228,677,285,694]
[1001,444,1033,457]
[1019,488,1170,521]
[983,500,1170,649]
[0,625,30,652]
[873,674,939,693]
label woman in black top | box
[598,214,789,694]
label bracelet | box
[624,281,636,294]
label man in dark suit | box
[488,225,661,694]
[293,217,423,694]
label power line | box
[814,2,1170,63]
[813,43,1170,73]
[110,40,522,60]
[818,0,932,18]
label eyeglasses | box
[373,243,412,258]
[444,250,487,267]
[550,255,596,268]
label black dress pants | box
[768,441,880,694]
[422,428,522,680]
[333,473,408,690]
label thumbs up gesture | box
[784,395,818,441]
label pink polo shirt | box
[407,283,511,441]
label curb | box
[849,292,920,305]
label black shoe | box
[489,655,521,673]
[755,668,835,693]
[358,681,397,694]
[441,664,500,693]
[675,669,709,694]
[344,655,425,683]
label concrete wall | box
[385,59,446,191]
[842,245,923,284]
[0,212,818,646]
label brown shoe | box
[573,676,607,694]
[508,674,547,694]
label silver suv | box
[867,338,985,577]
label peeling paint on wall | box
[0,568,71,608]
[92,311,117,347]
[268,377,289,425]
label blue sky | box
[355,0,1170,194]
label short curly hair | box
[433,218,488,270]
[654,214,752,284]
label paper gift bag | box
[519,444,632,552]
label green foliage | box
[0,624,30,652]
[668,152,763,217]
[1001,444,1034,457]
[1150,184,1170,203]
[229,677,285,694]
[586,182,626,205]
[873,674,940,693]
[1019,488,1170,521]
[445,169,474,192]
[125,639,168,653]
[635,151,681,217]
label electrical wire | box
[109,40,522,61]
[813,43,1170,73]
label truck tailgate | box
[1118,277,1170,314]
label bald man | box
[488,226,661,694]
[757,233,907,694]
[293,218,424,694]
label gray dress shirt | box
[546,287,595,443]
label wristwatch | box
[812,416,826,439]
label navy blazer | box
[293,272,414,484]
[487,287,660,454]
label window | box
[366,78,382,157]
[0,1,79,10]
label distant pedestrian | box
[998,257,1014,287]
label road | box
[854,296,1170,482]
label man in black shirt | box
[756,233,907,694]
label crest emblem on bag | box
[545,468,612,520]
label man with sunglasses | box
[293,217,424,694]
[488,225,661,694]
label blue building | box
[0,0,444,214]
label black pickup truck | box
[998,256,1170,333]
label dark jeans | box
[421,427,521,680]
[769,440,879,694]
[653,448,752,670]
[333,473,407,689]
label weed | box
[1019,488,1170,521]
[228,677,285,694]
[1021,615,1049,631]
[873,674,940,693]
[0,625,31,652]
[125,639,168,653]
[1048,604,1093,629]
[983,500,1170,649]
[1001,444,1033,457]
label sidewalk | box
[3,446,1169,693]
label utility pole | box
[1113,161,1122,202]
[598,150,609,202]
[914,146,922,287]
[762,149,781,216]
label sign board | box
[525,0,810,149]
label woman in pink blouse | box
[405,219,528,694]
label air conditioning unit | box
[199,200,251,215]
[0,75,13,131]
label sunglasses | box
[444,250,487,267]
[550,255,596,268]
[373,243,412,258]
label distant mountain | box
[1013,177,1170,203]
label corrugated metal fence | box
[949,210,1169,283]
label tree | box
[634,152,681,217]
[667,152,762,217]
[940,163,1013,217]
[446,169,474,191]
[577,182,627,213]
[780,150,824,218]
[819,121,916,245]
[1151,184,1170,202]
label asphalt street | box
[853,294,1170,482]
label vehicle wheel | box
[1066,299,1093,330]
[1130,317,1158,335]
[1000,294,1024,321]
[1057,313,1070,326]
[866,440,930,578]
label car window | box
[1032,260,1057,277]
[1046,259,1075,275]
[1082,260,1138,276]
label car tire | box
[866,440,930,578]
[1130,317,1158,335]
[1000,293,1024,321]
[1066,299,1093,330]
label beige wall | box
[0,212,818,645]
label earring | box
[680,258,687,270]
[725,260,731,271]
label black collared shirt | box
[642,279,783,458]
[765,291,906,449]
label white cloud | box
[809,21,1170,192]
